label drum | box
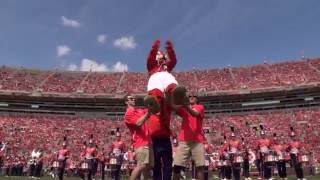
[121,164,127,170]
[299,155,309,163]
[234,155,243,163]
[104,164,109,171]
[265,155,275,162]
[260,146,269,154]
[276,153,284,161]
[52,161,60,168]
[222,160,229,166]
[110,158,117,165]
[81,162,89,170]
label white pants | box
[147,71,178,92]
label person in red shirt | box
[148,100,174,180]
[172,93,205,180]
[219,136,231,180]
[124,95,154,180]
[272,133,287,180]
[109,131,126,180]
[144,39,186,114]
[84,135,97,180]
[287,127,305,180]
[255,125,273,180]
[57,136,69,180]
[222,128,242,180]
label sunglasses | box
[188,95,198,98]
[127,97,135,100]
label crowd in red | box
[1,58,320,94]
[0,115,130,168]
[1,107,319,168]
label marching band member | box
[109,131,126,180]
[220,135,232,180]
[85,135,97,180]
[57,136,69,180]
[223,127,242,180]
[242,138,251,180]
[256,125,273,180]
[204,140,213,180]
[35,148,43,178]
[287,127,306,180]
[272,133,287,179]
[29,148,43,178]
[79,141,87,180]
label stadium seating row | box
[1,58,320,94]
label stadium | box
[1,57,320,180]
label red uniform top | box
[111,141,125,154]
[98,152,106,162]
[57,149,69,160]
[148,102,171,137]
[223,140,240,153]
[257,138,272,149]
[288,140,302,154]
[124,107,151,149]
[272,144,285,153]
[176,104,205,143]
[256,138,272,158]
[147,40,177,75]
[85,147,97,159]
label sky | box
[0,0,320,72]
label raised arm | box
[147,40,160,72]
[135,110,151,127]
[165,40,177,71]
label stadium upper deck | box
[1,58,320,97]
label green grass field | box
[0,175,320,180]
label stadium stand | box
[1,58,320,178]
[1,58,320,94]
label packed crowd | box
[1,58,320,94]
[0,115,131,167]
[0,107,319,169]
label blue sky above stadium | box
[0,0,320,72]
